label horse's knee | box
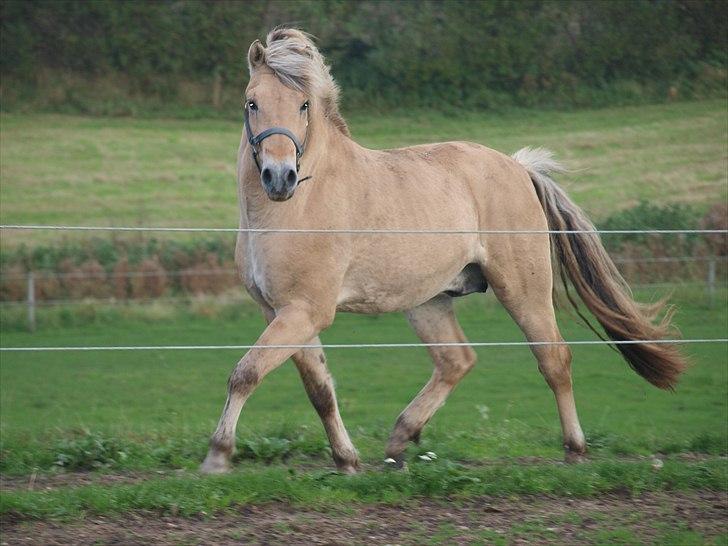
[229,365,260,395]
[462,346,477,371]
[537,345,572,388]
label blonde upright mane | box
[251,28,349,136]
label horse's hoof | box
[200,460,232,474]
[337,463,359,475]
[564,448,587,464]
[199,452,233,474]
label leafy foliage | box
[53,430,129,470]
[1,0,726,114]
[598,200,705,255]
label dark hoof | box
[337,462,360,475]
[564,447,587,464]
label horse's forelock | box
[253,28,349,136]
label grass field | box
[1,100,726,246]
[1,288,727,543]
[1,101,727,544]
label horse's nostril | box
[261,168,273,185]
[285,168,297,186]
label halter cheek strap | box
[244,107,310,182]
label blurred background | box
[1,0,726,116]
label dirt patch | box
[1,491,726,545]
[0,470,173,492]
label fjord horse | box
[201,29,684,474]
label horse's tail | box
[512,147,686,390]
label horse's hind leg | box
[482,241,586,461]
[291,339,360,473]
[386,294,476,464]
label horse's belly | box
[336,241,483,313]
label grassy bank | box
[1,100,725,247]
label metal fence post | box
[707,257,716,307]
[27,271,36,332]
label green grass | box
[1,100,726,246]
[1,289,726,460]
[2,459,725,520]
[0,288,726,518]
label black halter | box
[244,106,310,182]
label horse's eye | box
[247,100,257,111]
[300,101,309,112]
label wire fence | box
[1,256,725,282]
[1,224,727,235]
[1,224,726,351]
[1,338,726,352]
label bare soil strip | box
[2,491,726,545]
[0,470,178,492]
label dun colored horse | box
[201,29,685,474]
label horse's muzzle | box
[261,162,298,201]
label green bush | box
[1,0,726,114]
[598,200,705,255]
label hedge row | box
[1,0,726,114]
[0,202,725,301]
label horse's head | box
[243,29,347,202]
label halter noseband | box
[244,106,310,182]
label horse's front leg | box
[200,301,331,474]
[292,340,359,473]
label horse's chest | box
[245,246,283,305]
[244,242,326,307]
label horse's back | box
[369,139,546,232]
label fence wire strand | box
[1,338,726,352]
[2,224,727,235]
[1,223,725,353]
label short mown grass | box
[0,287,726,519]
[1,100,725,246]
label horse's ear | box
[247,40,266,72]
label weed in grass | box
[687,433,728,456]
[2,458,725,521]
[426,522,461,544]
[510,519,560,543]
[475,529,508,545]
[53,430,129,470]
[235,432,327,464]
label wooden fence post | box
[706,257,716,307]
[212,66,222,109]
[27,271,36,332]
